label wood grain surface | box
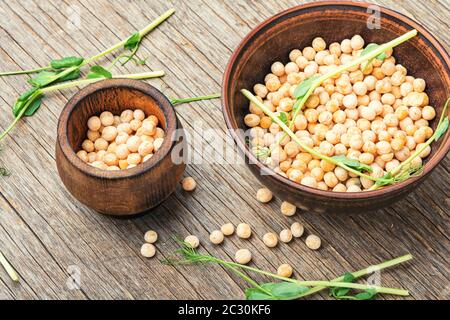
[0,0,448,300]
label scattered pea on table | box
[209,230,224,245]
[277,264,293,278]
[263,232,278,248]
[235,249,252,265]
[221,223,235,236]
[236,223,252,239]
[140,243,156,258]
[185,235,200,249]
[181,177,197,192]
[305,235,322,250]
[144,230,158,244]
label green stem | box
[0,71,165,142]
[0,251,19,282]
[294,254,413,299]
[0,9,174,77]
[0,66,52,76]
[210,256,409,297]
[41,9,173,86]
[40,71,165,93]
[227,266,272,296]
[369,98,449,190]
[83,8,175,65]
[170,93,221,106]
[0,93,37,141]
[242,89,388,183]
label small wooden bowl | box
[56,79,186,216]
[222,1,450,213]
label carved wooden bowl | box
[56,79,186,216]
[222,1,450,213]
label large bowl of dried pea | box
[222,1,450,213]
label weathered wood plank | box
[0,0,448,300]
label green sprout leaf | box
[124,32,141,50]
[361,43,387,71]
[278,112,288,125]
[294,75,320,99]
[50,56,84,69]
[18,87,39,102]
[58,69,81,82]
[269,282,310,299]
[375,172,394,187]
[28,70,59,87]
[24,95,43,117]
[87,65,112,79]
[354,289,377,300]
[245,288,275,300]
[435,117,449,141]
[332,155,373,173]
[330,272,355,298]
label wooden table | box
[0,0,448,300]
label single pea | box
[291,222,304,238]
[87,152,97,163]
[279,229,293,243]
[140,243,156,258]
[221,223,235,236]
[236,223,252,239]
[134,109,146,121]
[184,235,200,249]
[87,116,101,131]
[127,136,142,153]
[256,187,273,203]
[102,126,118,142]
[120,109,134,123]
[277,264,293,278]
[147,115,159,127]
[209,230,224,245]
[305,235,321,250]
[77,150,88,162]
[87,130,100,142]
[280,201,296,216]
[116,144,130,160]
[144,230,158,244]
[127,153,142,165]
[118,159,128,170]
[263,232,278,248]
[235,249,252,265]
[94,138,109,151]
[181,177,197,191]
[117,123,132,135]
[82,139,94,153]
[115,132,129,145]
[138,141,154,157]
[104,153,118,167]
[130,119,142,132]
[100,111,114,127]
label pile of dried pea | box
[76,109,165,170]
[246,35,437,192]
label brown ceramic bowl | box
[222,1,450,213]
[56,79,186,216]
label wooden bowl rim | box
[57,79,178,180]
[222,1,450,199]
